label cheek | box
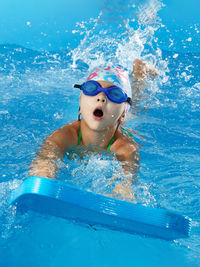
[119,103,126,114]
[108,103,125,119]
[80,94,89,110]
[79,94,94,116]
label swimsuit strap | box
[107,135,115,151]
[78,128,82,145]
[78,129,114,151]
[120,126,134,138]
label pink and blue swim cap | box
[87,63,132,113]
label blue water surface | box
[0,0,200,266]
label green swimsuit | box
[78,126,134,151]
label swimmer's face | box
[79,80,125,131]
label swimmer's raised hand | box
[132,59,159,81]
[130,59,159,110]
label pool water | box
[0,0,200,266]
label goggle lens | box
[82,82,97,93]
[109,88,125,101]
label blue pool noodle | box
[9,176,191,240]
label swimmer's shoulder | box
[47,120,80,152]
[111,128,139,161]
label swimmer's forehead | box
[96,80,116,88]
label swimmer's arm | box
[116,146,140,175]
[108,142,139,201]
[29,125,78,179]
[131,59,159,108]
[111,136,140,174]
[28,138,63,179]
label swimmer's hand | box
[130,59,159,110]
[106,175,136,203]
[132,59,159,82]
[112,183,136,203]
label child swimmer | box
[29,59,158,200]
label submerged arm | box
[108,138,140,202]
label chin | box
[82,115,116,132]
[90,120,117,132]
[88,122,105,131]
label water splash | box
[0,180,20,239]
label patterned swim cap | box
[86,63,132,113]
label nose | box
[96,92,107,103]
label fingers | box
[133,59,147,80]
[113,183,136,202]
[146,65,159,80]
[133,58,159,80]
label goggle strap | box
[127,97,132,106]
[74,84,82,89]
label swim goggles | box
[74,80,132,105]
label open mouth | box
[93,107,104,119]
